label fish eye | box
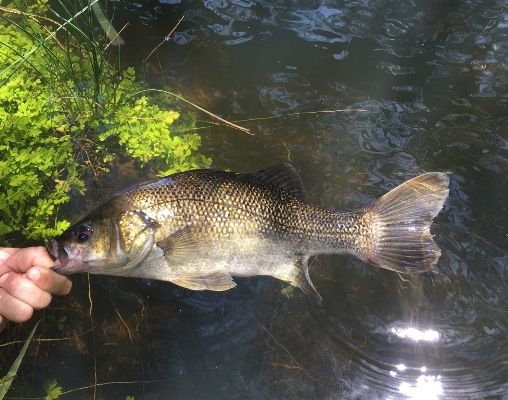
[74,222,93,243]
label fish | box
[48,164,449,296]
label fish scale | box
[49,165,449,294]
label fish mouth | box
[46,240,69,273]
[47,239,59,259]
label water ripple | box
[19,1,508,398]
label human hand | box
[0,246,72,332]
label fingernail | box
[27,268,41,281]
[0,250,10,261]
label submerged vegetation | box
[0,0,211,243]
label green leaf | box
[0,2,211,242]
[43,379,63,400]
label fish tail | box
[361,173,449,273]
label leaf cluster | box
[99,69,211,176]
[0,1,211,243]
[43,380,62,400]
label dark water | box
[3,1,508,399]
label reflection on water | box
[398,374,443,400]
[2,0,508,399]
[390,327,440,342]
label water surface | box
[3,1,508,399]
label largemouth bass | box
[48,165,449,294]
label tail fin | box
[364,173,449,273]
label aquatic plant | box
[0,1,211,243]
[43,380,63,400]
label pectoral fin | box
[157,227,207,264]
[158,227,236,291]
[170,271,237,291]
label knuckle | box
[15,305,34,323]
[40,269,59,292]
[34,293,52,310]
[62,279,72,295]
[1,272,15,288]
[2,273,25,293]
[34,246,51,263]
[33,246,48,257]
[0,271,9,286]
[0,288,34,323]
[44,270,72,295]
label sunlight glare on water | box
[3,0,508,399]
[390,327,440,342]
[399,374,444,400]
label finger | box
[0,288,33,323]
[0,247,49,276]
[0,248,20,259]
[26,267,72,296]
[0,248,20,275]
[0,246,55,275]
[0,272,52,310]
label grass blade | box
[0,0,99,79]
[0,320,41,399]
[131,88,253,135]
[90,1,124,46]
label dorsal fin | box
[245,164,307,201]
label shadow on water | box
[2,0,508,399]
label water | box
[3,0,508,399]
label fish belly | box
[136,235,300,286]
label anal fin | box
[289,256,323,304]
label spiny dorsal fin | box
[245,164,307,201]
[170,271,237,291]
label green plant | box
[0,321,40,400]
[43,380,62,400]
[99,70,211,176]
[0,1,211,243]
[0,16,82,241]
[46,313,67,331]
[281,285,295,299]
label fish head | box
[48,218,117,274]
[48,210,159,276]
